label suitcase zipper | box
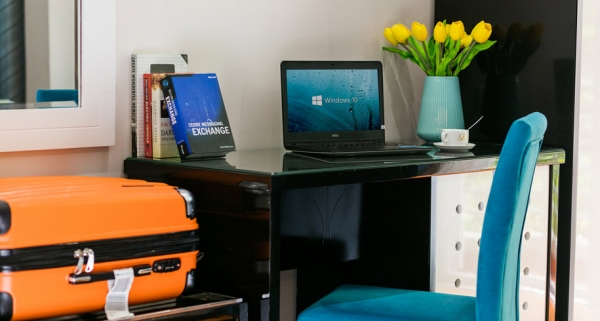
[84,248,95,273]
[73,249,85,274]
[73,248,95,275]
[0,230,199,272]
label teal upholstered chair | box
[36,89,79,105]
[297,112,548,321]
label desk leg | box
[547,164,560,321]
[270,188,282,321]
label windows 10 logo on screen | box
[311,94,357,106]
[312,95,322,106]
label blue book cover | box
[161,74,235,159]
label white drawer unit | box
[431,166,550,321]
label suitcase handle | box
[68,264,152,284]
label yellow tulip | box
[433,21,447,43]
[460,34,473,48]
[391,23,411,44]
[471,20,492,43]
[449,21,465,41]
[383,27,399,46]
[411,22,428,42]
[446,23,451,36]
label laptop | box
[280,61,432,157]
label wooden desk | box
[124,145,565,321]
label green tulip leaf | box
[406,46,431,74]
[398,51,419,65]
[472,40,496,52]
[445,37,454,52]
[453,42,471,71]
[382,47,405,54]
[382,47,420,66]
[427,38,436,60]
[438,39,460,76]
[407,36,432,74]
[402,53,420,65]
[435,43,442,75]
[422,38,435,74]
[457,40,497,73]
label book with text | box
[161,73,236,159]
[149,73,180,158]
[143,74,153,158]
[131,54,188,157]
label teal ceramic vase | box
[417,76,465,143]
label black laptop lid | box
[280,61,384,146]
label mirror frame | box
[0,0,116,153]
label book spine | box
[152,77,178,159]
[152,77,160,157]
[143,74,153,158]
[162,80,189,159]
[130,56,137,157]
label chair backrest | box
[36,89,79,105]
[475,112,547,321]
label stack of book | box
[143,72,181,159]
[131,54,235,159]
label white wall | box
[0,0,432,178]
[117,0,434,152]
[573,0,600,320]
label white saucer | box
[433,142,475,152]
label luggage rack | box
[42,291,247,321]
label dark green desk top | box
[124,144,564,189]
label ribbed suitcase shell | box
[0,176,199,320]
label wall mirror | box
[0,0,116,152]
[0,0,77,108]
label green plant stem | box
[436,43,442,75]
[421,41,432,70]
[453,41,476,76]
[401,43,433,75]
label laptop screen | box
[281,61,384,145]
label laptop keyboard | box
[293,141,386,151]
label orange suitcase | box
[0,176,199,320]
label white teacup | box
[441,129,469,145]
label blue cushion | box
[298,285,476,321]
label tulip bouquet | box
[383,20,496,76]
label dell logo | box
[312,95,322,106]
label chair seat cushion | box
[298,284,476,321]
